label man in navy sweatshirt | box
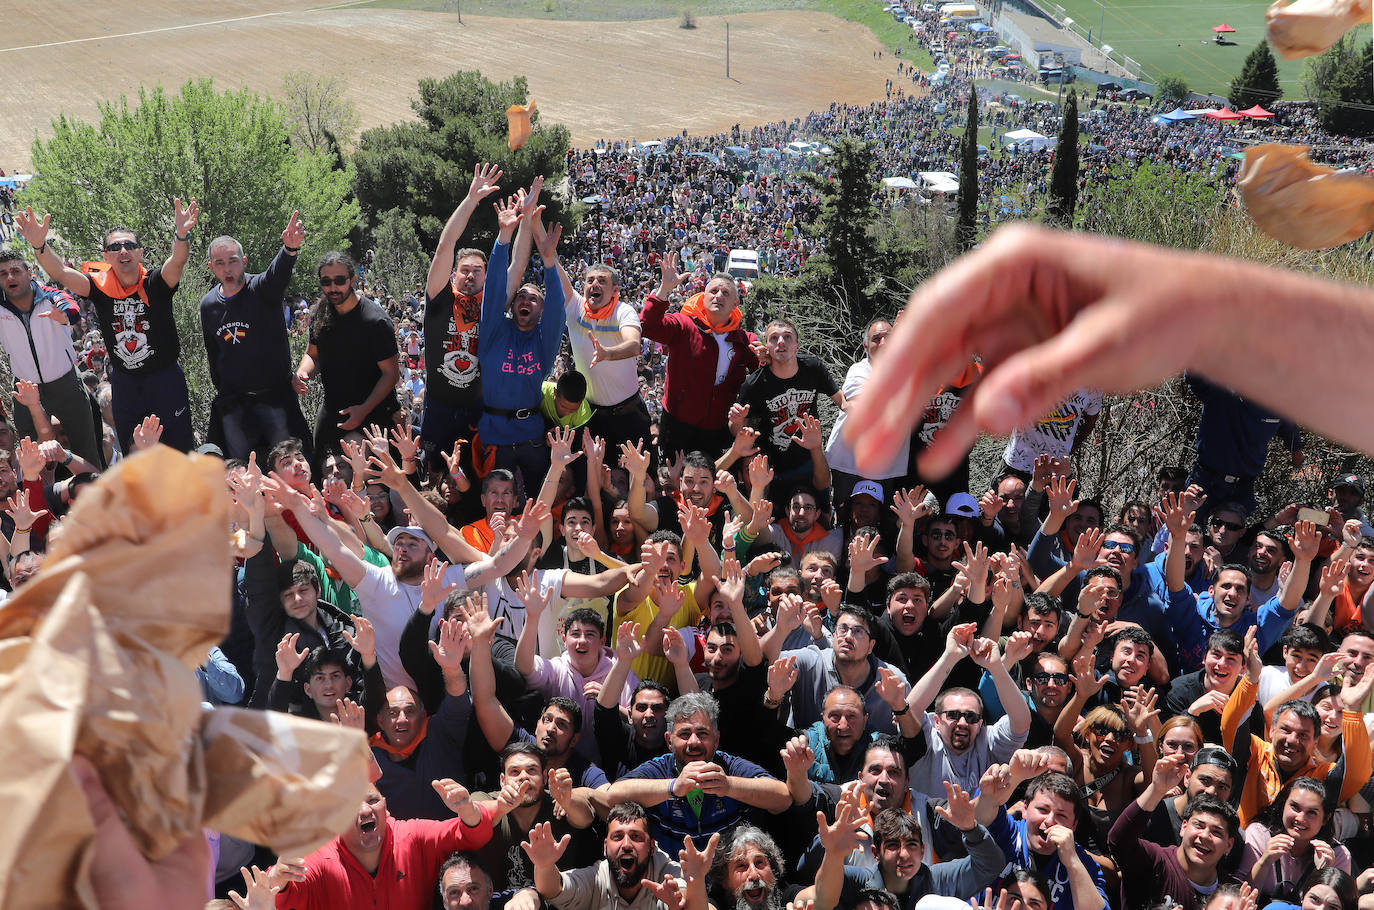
[200,212,313,460]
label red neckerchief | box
[671,490,724,518]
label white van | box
[726,249,761,280]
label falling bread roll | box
[1267,0,1372,58]
[1239,143,1374,249]
[507,98,537,150]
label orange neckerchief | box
[449,277,482,329]
[857,785,913,816]
[85,261,149,305]
[461,517,496,553]
[583,289,619,322]
[780,521,830,558]
[672,489,725,518]
[681,292,741,333]
[370,712,429,761]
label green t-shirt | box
[540,380,592,429]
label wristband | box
[668,777,678,798]
[891,703,910,716]
[32,241,47,255]
[283,244,300,254]
[1133,732,1154,744]
[13,526,32,534]
[361,512,376,523]
[175,232,190,243]
[62,450,74,466]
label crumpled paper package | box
[1239,142,1374,249]
[507,98,537,150]
[0,447,371,908]
[1267,0,1371,59]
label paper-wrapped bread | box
[1267,0,1372,58]
[1239,143,1374,249]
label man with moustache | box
[265,779,510,909]
[295,250,400,466]
[199,213,312,460]
[709,826,796,910]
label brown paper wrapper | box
[0,448,369,908]
[1239,142,1374,249]
[1267,0,1372,59]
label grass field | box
[1049,0,1369,97]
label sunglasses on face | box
[1090,723,1129,740]
[1210,518,1244,532]
[104,240,140,252]
[319,275,350,287]
[1101,539,1135,554]
[1031,672,1071,685]
[940,709,982,724]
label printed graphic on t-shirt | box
[112,298,153,368]
[441,316,480,388]
[918,388,966,444]
[766,387,815,450]
[218,321,249,345]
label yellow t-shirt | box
[612,581,702,687]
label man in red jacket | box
[639,252,760,462]
[267,779,513,909]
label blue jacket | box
[1165,586,1296,673]
[476,241,565,445]
[989,807,1109,910]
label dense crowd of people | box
[4,143,1374,910]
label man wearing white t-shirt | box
[282,489,546,691]
[826,318,908,501]
[557,263,651,453]
[1003,389,1101,473]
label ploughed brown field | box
[0,0,893,170]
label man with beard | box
[796,736,920,874]
[277,477,545,691]
[980,593,1064,722]
[295,250,400,468]
[1162,496,1318,673]
[0,250,102,466]
[794,686,923,791]
[625,444,749,548]
[265,779,510,908]
[199,213,312,460]
[596,638,673,780]
[557,261,651,457]
[1221,628,1373,825]
[779,606,910,733]
[17,201,200,453]
[606,692,792,853]
[1108,755,1242,910]
[765,487,843,567]
[476,185,566,491]
[524,801,713,910]
[804,791,1003,910]
[1019,652,1075,749]
[709,825,796,910]
[465,600,611,792]
[1243,529,1290,608]
[920,515,962,599]
[907,624,1031,797]
[421,163,516,467]
[470,743,596,893]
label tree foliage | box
[352,70,573,255]
[955,87,980,252]
[1155,73,1190,105]
[790,138,883,323]
[1047,91,1079,227]
[1305,37,1374,136]
[281,71,362,153]
[20,77,358,430]
[1229,42,1282,110]
[370,208,432,300]
[1079,163,1223,250]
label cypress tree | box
[1048,91,1080,227]
[955,87,980,252]
[1230,42,1282,109]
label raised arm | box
[270,474,368,589]
[13,207,91,297]
[160,197,199,287]
[367,446,486,564]
[907,623,975,716]
[460,595,516,750]
[427,163,503,299]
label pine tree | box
[1229,42,1282,109]
[1048,91,1080,227]
[955,87,980,252]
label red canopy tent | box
[1240,104,1275,118]
[1212,23,1236,32]
[1204,107,1245,120]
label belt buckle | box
[515,408,535,421]
[1224,474,1240,484]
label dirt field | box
[0,1,892,171]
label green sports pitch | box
[1046,0,1365,98]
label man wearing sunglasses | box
[15,200,199,453]
[1204,505,1250,563]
